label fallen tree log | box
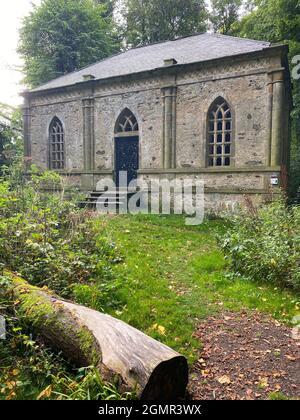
[3,273,188,400]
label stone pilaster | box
[266,74,273,167]
[82,97,95,190]
[22,94,31,158]
[82,97,95,171]
[162,86,177,169]
[270,70,284,167]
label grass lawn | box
[99,214,300,364]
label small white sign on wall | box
[270,175,279,186]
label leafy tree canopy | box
[18,0,121,88]
[0,104,23,172]
[94,0,116,17]
[210,0,243,35]
[123,0,208,47]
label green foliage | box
[18,0,121,88]
[0,164,123,307]
[238,0,300,43]
[99,214,299,366]
[0,104,23,173]
[72,275,122,312]
[123,0,208,47]
[1,210,299,398]
[93,0,117,18]
[221,198,300,291]
[47,367,134,400]
[210,0,243,34]
[0,165,129,400]
[268,392,290,400]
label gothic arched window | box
[115,108,139,134]
[49,117,65,170]
[207,98,233,167]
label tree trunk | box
[3,273,189,400]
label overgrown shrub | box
[0,164,123,309]
[221,197,300,291]
[0,164,129,400]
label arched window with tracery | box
[114,108,139,135]
[207,98,233,167]
[49,117,65,170]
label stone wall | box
[93,82,163,171]
[176,72,269,168]
[24,48,290,208]
[29,97,83,171]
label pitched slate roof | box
[31,33,271,93]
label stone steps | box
[78,189,137,210]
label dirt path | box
[189,311,300,400]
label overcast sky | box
[0,0,41,107]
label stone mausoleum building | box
[22,33,291,210]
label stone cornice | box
[138,166,281,175]
[24,167,280,176]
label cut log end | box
[142,356,188,400]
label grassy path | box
[100,215,299,364]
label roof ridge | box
[208,32,270,46]
[127,31,208,50]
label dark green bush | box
[221,197,300,291]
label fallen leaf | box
[258,377,269,389]
[201,369,210,377]
[6,381,16,390]
[286,355,296,361]
[12,369,19,377]
[37,385,52,400]
[157,325,166,335]
[218,375,231,385]
[6,391,16,400]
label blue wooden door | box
[115,136,139,187]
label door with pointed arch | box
[114,108,139,187]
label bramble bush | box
[0,163,129,400]
[0,163,123,309]
[221,197,300,291]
